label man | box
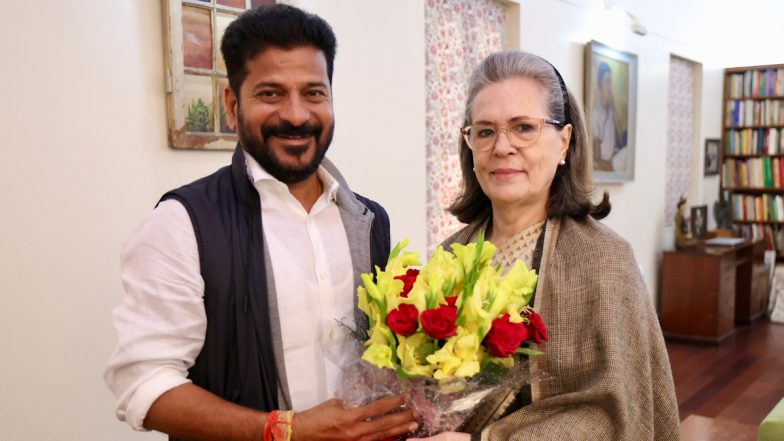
[104,5,417,441]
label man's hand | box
[291,395,417,441]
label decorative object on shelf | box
[705,138,720,176]
[714,190,734,231]
[584,40,638,183]
[691,205,708,239]
[721,64,784,257]
[161,0,275,151]
[675,196,696,250]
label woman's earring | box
[559,159,566,166]
[472,167,476,172]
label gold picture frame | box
[584,40,638,183]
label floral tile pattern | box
[665,57,697,226]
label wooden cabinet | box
[661,240,767,344]
[734,239,769,323]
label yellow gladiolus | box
[363,343,395,369]
[427,327,483,380]
[357,286,371,317]
[386,238,422,277]
[397,333,436,377]
[361,272,383,302]
[355,234,541,382]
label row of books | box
[737,223,784,254]
[732,194,784,222]
[727,69,784,98]
[725,99,784,127]
[723,157,784,189]
[725,128,784,155]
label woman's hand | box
[408,432,471,441]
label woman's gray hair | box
[463,51,569,126]
[449,50,610,224]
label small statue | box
[675,196,697,250]
[713,190,733,231]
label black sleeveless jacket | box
[158,147,390,438]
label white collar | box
[242,149,340,202]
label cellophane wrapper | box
[335,338,548,437]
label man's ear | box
[224,86,238,131]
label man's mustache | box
[261,121,322,140]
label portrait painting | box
[691,205,708,239]
[704,138,720,176]
[584,40,638,182]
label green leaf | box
[396,367,424,379]
[515,347,543,356]
[481,360,509,377]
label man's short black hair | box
[220,4,337,96]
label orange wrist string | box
[263,410,294,441]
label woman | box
[411,51,679,440]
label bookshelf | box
[721,63,784,256]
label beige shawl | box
[442,216,680,440]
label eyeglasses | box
[460,117,566,152]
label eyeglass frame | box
[460,116,566,152]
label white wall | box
[0,2,232,440]
[0,0,781,440]
[700,67,724,230]
[0,1,423,440]
[291,0,427,251]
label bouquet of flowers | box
[337,234,548,436]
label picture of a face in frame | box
[584,40,638,183]
[691,205,708,239]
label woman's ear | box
[560,124,572,161]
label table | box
[660,239,767,344]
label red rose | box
[525,310,548,344]
[394,268,420,297]
[484,314,528,358]
[420,305,458,339]
[386,304,419,336]
[444,296,457,306]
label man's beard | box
[238,112,334,184]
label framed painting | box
[162,0,275,150]
[584,40,638,182]
[704,138,720,176]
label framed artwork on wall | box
[162,0,275,150]
[704,138,720,176]
[691,205,708,239]
[584,40,638,183]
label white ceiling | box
[552,0,784,67]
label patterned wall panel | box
[665,57,697,226]
[425,0,506,253]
